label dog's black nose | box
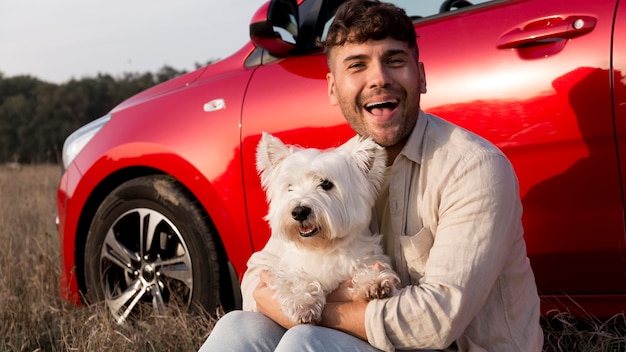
[291,206,311,221]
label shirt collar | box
[398,109,428,165]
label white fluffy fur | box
[254,132,400,324]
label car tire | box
[84,175,222,323]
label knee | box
[278,325,379,351]
[212,310,261,332]
[199,311,247,352]
[281,324,320,342]
[212,310,242,329]
[201,310,285,352]
[277,325,345,351]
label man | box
[200,0,543,350]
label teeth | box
[366,100,397,108]
[299,226,319,237]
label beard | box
[340,88,419,148]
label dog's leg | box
[271,271,326,324]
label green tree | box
[0,64,195,163]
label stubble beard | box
[343,91,417,149]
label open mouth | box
[365,100,398,115]
[299,225,319,237]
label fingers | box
[327,279,354,302]
[259,269,275,284]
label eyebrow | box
[342,49,410,63]
[343,54,368,63]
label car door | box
[614,0,626,238]
[416,0,626,303]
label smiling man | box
[200,1,543,351]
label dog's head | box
[256,132,386,250]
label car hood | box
[110,43,256,115]
[110,67,207,113]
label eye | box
[320,179,334,191]
[287,184,293,192]
[347,61,366,70]
[387,57,405,66]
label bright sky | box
[0,0,268,84]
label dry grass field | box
[0,164,215,351]
[0,164,624,351]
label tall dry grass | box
[0,164,216,351]
[0,164,624,351]
[542,311,626,351]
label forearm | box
[320,300,369,341]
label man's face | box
[326,37,425,149]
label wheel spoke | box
[138,209,150,255]
[106,279,146,324]
[158,263,193,290]
[156,253,193,290]
[102,228,140,273]
[139,209,168,255]
[151,284,166,315]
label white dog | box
[250,132,400,324]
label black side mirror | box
[250,0,300,57]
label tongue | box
[300,226,314,234]
[370,107,387,116]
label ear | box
[340,136,387,191]
[327,72,339,106]
[418,62,427,94]
[256,132,291,189]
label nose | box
[368,60,392,89]
[291,205,311,222]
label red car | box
[57,0,626,322]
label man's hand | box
[253,270,299,329]
[327,279,357,302]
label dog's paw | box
[351,265,400,300]
[363,274,398,299]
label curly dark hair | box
[322,0,418,58]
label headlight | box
[62,114,112,169]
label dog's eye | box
[320,179,334,191]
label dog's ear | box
[340,136,387,190]
[256,132,291,188]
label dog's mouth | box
[298,225,319,238]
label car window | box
[389,0,494,19]
[321,0,496,41]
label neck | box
[385,142,405,166]
[384,117,418,166]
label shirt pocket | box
[399,227,434,284]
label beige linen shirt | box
[365,111,542,351]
